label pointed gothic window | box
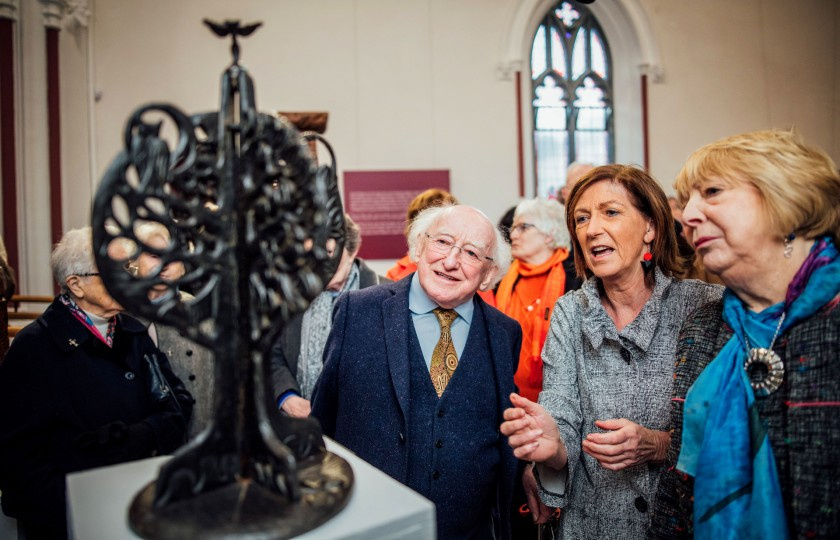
[531,1,613,198]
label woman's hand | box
[522,463,556,524]
[581,418,670,470]
[501,393,566,468]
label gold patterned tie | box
[430,308,459,397]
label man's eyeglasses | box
[75,272,100,278]
[424,234,493,266]
[509,223,536,235]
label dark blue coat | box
[311,276,521,539]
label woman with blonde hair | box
[651,130,840,538]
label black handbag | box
[144,352,184,417]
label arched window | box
[531,1,613,198]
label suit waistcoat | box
[406,304,500,539]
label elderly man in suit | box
[311,204,521,539]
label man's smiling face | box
[416,206,497,309]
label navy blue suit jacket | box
[311,275,521,539]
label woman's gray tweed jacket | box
[536,268,721,539]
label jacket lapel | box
[383,277,412,421]
[479,299,516,398]
[39,299,95,353]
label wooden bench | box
[8,294,52,338]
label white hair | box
[51,227,96,294]
[566,161,595,185]
[514,198,571,249]
[407,204,511,288]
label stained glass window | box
[531,1,613,199]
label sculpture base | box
[128,452,353,540]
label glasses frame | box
[424,233,494,266]
[74,272,101,278]
[509,222,536,235]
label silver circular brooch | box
[743,347,784,396]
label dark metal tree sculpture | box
[91,20,352,539]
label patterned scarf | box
[59,293,117,347]
[297,262,360,399]
[678,237,840,539]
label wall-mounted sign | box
[343,170,450,260]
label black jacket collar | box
[38,297,147,353]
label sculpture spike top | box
[92,20,352,539]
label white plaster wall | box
[643,0,839,185]
[9,0,840,291]
[60,14,94,237]
[86,0,839,200]
[89,0,521,225]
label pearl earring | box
[783,233,795,259]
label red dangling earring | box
[641,251,654,271]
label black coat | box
[0,298,192,532]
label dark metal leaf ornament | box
[91,20,352,539]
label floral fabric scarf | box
[59,293,116,347]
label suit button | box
[437,409,445,418]
[186,349,193,356]
[188,374,196,381]
[435,439,443,449]
[432,470,440,480]
[634,496,648,513]
[399,432,406,444]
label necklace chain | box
[744,311,786,351]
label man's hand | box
[581,418,670,470]
[281,395,312,418]
[500,393,566,469]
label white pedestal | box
[66,439,435,540]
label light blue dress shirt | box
[408,272,473,369]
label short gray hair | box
[344,213,362,254]
[407,204,511,288]
[514,198,570,250]
[51,227,96,294]
[566,162,595,185]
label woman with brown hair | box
[501,165,721,539]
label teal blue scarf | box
[677,237,840,539]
